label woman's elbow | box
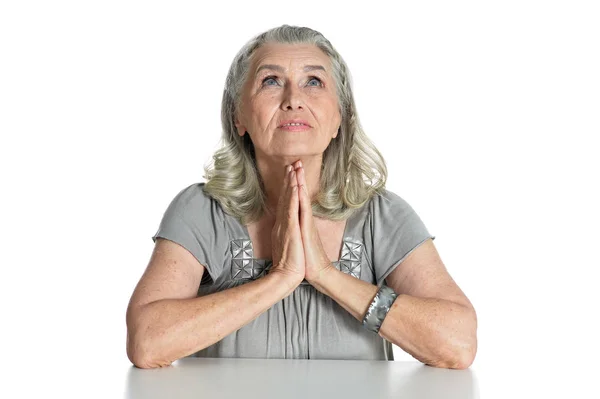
[126,329,171,369]
[127,331,150,368]
[455,336,478,369]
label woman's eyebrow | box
[255,64,327,76]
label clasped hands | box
[273,160,335,286]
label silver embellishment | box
[231,239,272,279]
[231,239,253,259]
[335,241,362,279]
[230,239,362,282]
[253,259,272,279]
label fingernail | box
[287,165,292,173]
[298,161,303,168]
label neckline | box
[239,211,354,263]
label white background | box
[1,1,598,397]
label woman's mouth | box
[277,123,311,132]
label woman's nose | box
[280,85,304,110]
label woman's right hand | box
[269,165,306,287]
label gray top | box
[151,183,435,361]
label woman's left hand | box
[293,161,335,284]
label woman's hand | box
[269,165,306,289]
[293,161,335,285]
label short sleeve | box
[151,183,228,284]
[367,189,436,287]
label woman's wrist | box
[265,270,303,296]
[305,262,335,287]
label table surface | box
[124,357,479,399]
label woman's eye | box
[262,76,278,86]
[261,76,323,87]
[307,76,323,87]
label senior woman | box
[126,25,477,370]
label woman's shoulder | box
[369,188,410,210]
[364,187,431,236]
[368,187,413,213]
[163,182,223,219]
[171,181,209,201]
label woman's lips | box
[277,124,311,132]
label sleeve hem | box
[376,235,435,287]
[151,210,217,284]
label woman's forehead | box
[251,43,330,72]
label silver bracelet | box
[362,285,399,333]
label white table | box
[125,357,479,398]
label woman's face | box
[235,42,341,159]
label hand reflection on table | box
[125,357,478,399]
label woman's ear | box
[234,118,247,137]
[332,111,342,138]
[234,106,250,136]
[332,125,341,139]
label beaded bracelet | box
[362,285,399,333]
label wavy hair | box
[203,24,388,226]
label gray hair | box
[203,24,387,226]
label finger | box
[296,169,312,231]
[287,170,299,220]
[289,166,298,189]
[296,167,309,205]
[301,169,311,198]
[295,167,304,202]
[297,180,306,230]
[296,164,306,187]
[277,165,291,220]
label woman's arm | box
[308,240,477,369]
[126,238,298,369]
[127,272,294,369]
